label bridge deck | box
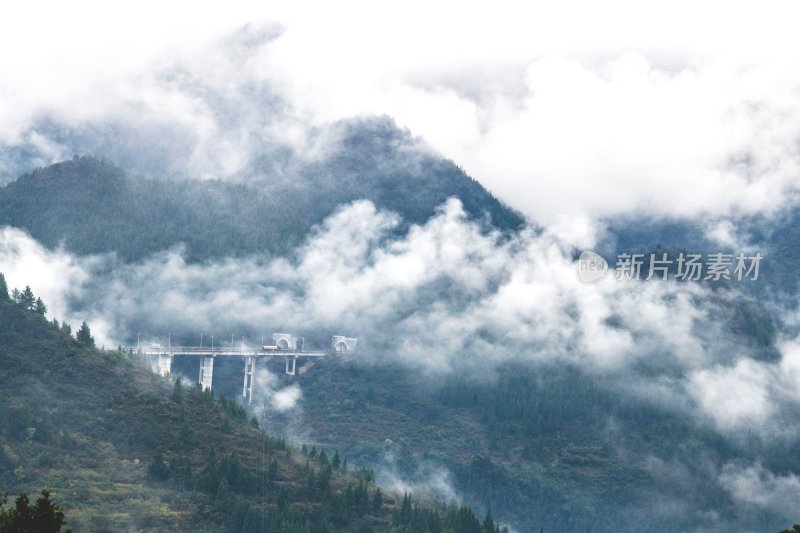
[139,348,328,357]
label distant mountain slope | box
[600,209,800,298]
[0,121,524,262]
[294,354,790,533]
[0,284,499,532]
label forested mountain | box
[2,125,798,532]
[0,281,501,532]
[0,120,523,263]
[600,209,800,297]
[274,304,786,533]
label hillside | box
[0,279,502,533]
[0,121,524,263]
[270,354,785,533]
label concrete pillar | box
[199,355,214,391]
[156,354,172,376]
[285,355,296,376]
[242,356,255,404]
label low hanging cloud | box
[719,463,800,520]
[0,197,796,441]
[7,196,800,526]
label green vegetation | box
[0,278,499,532]
[294,355,787,532]
[0,489,71,533]
[0,148,523,263]
[75,321,94,348]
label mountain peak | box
[13,155,127,189]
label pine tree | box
[201,449,219,492]
[76,321,95,347]
[60,321,72,336]
[148,452,170,481]
[0,273,9,303]
[34,297,47,316]
[398,493,412,526]
[332,450,341,470]
[372,487,383,511]
[20,286,35,310]
[482,507,495,533]
[0,489,72,532]
[213,479,231,511]
[172,378,183,403]
[267,459,278,485]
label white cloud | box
[0,199,767,427]
[720,463,800,519]
[0,227,91,328]
[688,359,776,431]
[2,1,800,221]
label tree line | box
[0,272,94,348]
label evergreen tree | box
[372,487,383,511]
[34,297,47,316]
[0,489,72,533]
[76,321,95,347]
[397,493,412,526]
[214,479,231,511]
[0,273,9,303]
[172,378,183,403]
[201,449,219,492]
[20,286,35,310]
[267,459,279,485]
[332,450,341,470]
[60,321,72,336]
[482,507,495,533]
[148,452,170,481]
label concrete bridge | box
[137,334,357,404]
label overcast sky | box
[2,0,800,223]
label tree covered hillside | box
[0,274,502,533]
[0,120,523,263]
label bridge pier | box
[156,354,172,377]
[199,355,214,390]
[242,356,256,405]
[285,355,297,376]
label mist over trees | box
[0,123,524,263]
[0,273,8,303]
[0,282,505,532]
[0,140,798,531]
[1,272,93,346]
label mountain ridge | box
[0,120,525,263]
